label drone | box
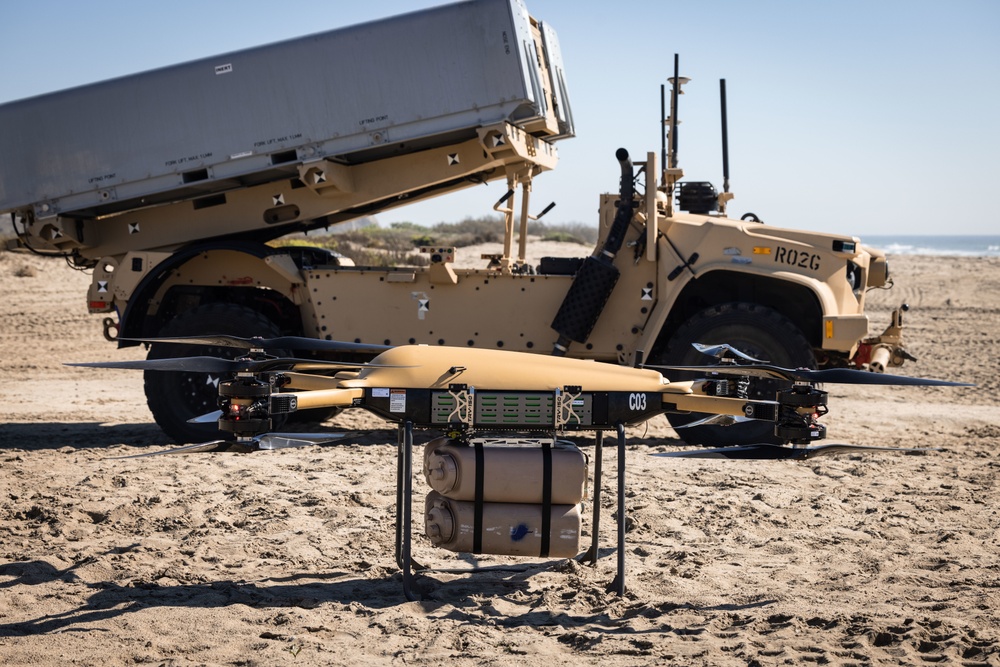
[70,336,969,599]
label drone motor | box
[217,376,273,437]
[774,384,829,445]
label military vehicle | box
[0,0,909,444]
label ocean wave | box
[862,237,1000,258]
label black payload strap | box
[471,440,556,558]
[540,441,552,558]
[473,441,485,554]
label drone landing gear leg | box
[395,420,419,601]
[584,430,604,566]
[610,422,627,596]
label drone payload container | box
[422,437,587,503]
[422,436,588,558]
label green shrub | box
[271,216,595,267]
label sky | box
[1,0,997,237]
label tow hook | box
[102,317,120,342]
[856,304,917,372]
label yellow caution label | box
[752,246,772,255]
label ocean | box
[859,235,1000,257]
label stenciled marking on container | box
[510,523,530,541]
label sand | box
[0,246,997,666]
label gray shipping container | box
[0,0,572,220]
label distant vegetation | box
[0,215,597,268]
[273,216,597,267]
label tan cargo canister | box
[424,490,581,558]
[422,436,587,504]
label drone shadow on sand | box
[0,421,171,451]
[0,422,417,453]
[0,550,776,638]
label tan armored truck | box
[0,0,909,444]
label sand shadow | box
[0,545,778,639]
[0,566,538,637]
[0,421,408,453]
[0,421,170,451]
[0,562,779,640]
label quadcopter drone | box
[70,335,969,599]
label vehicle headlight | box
[867,255,889,288]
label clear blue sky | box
[2,0,997,236]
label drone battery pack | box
[424,491,581,558]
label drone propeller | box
[188,410,223,424]
[67,356,404,374]
[111,432,346,459]
[654,443,938,460]
[112,439,243,458]
[646,363,972,387]
[121,334,391,355]
[672,413,753,428]
[255,433,347,450]
[691,342,767,364]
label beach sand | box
[1,247,997,666]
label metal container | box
[422,436,587,504]
[0,0,573,219]
[424,490,581,558]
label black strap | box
[473,441,485,554]
[540,442,552,558]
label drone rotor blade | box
[110,440,240,459]
[250,359,414,373]
[121,335,391,355]
[672,413,752,428]
[648,364,791,381]
[795,368,972,386]
[67,357,240,373]
[119,335,259,349]
[256,433,347,450]
[67,357,404,374]
[109,433,346,459]
[692,342,767,364]
[187,410,223,424]
[654,444,798,460]
[654,443,939,460]
[647,363,971,387]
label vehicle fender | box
[117,240,302,346]
[640,263,835,354]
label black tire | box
[655,302,816,446]
[144,303,285,443]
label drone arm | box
[668,392,754,418]
[659,379,753,417]
[288,387,365,410]
[280,372,346,391]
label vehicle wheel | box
[654,302,816,446]
[144,303,285,443]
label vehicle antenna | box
[660,83,667,185]
[669,53,680,169]
[720,78,730,195]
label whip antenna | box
[660,83,667,184]
[669,54,680,169]
[720,78,730,194]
